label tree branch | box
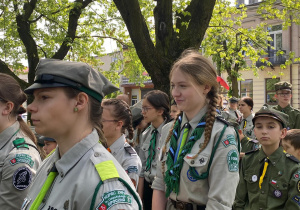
[75,35,133,48]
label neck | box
[185,102,206,121]
[262,144,279,157]
[152,117,164,129]
[278,102,289,108]
[243,112,251,119]
[106,133,122,147]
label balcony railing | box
[256,49,287,68]
[121,76,152,85]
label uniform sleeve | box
[284,167,300,209]
[0,151,40,209]
[138,133,148,178]
[206,126,240,210]
[151,150,166,192]
[293,111,300,129]
[123,155,142,188]
[88,178,141,210]
[232,157,248,210]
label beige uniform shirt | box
[152,106,239,209]
[0,121,41,210]
[240,113,255,139]
[109,134,142,188]
[139,121,166,183]
[22,130,141,210]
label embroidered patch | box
[292,195,300,206]
[273,189,282,198]
[294,170,300,179]
[10,154,34,168]
[96,190,132,210]
[222,135,236,148]
[126,166,138,174]
[12,167,32,190]
[187,169,198,182]
[227,150,239,172]
[297,180,300,193]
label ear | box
[116,120,124,130]
[280,128,287,139]
[74,92,89,111]
[203,85,212,94]
[156,108,164,116]
[2,101,14,115]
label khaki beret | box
[25,59,119,102]
[275,81,292,91]
[229,97,239,103]
[130,100,143,123]
[253,104,288,128]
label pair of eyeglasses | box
[142,106,154,112]
[278,92,291,97]
[101,119,118,123]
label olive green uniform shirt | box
[22,129,141,210]
[0,121,41,210]
[240,136,260,153]
[152,106,239,209]
[109,134,142,188]
[273,104,300,129]
[233,147,300,210]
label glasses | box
[142,106,154,112]
[277,92,291,97]
[101,119,118,123]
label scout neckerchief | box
[243,119,247,129]
[164,115,206,197]
[30,164,58,210]
[145,129,158,171]
[259,157,269,189]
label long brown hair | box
[0,73,37,144]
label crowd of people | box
[1,49,300,209]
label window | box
[131,95,138,105]
[240,79,253,98]
[268,25,282,51]
[265,78,280,105]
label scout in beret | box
[233,104,300,209]
[273,81,300,129]
[222,96,242,123]
[22,59,142,210]
[39,136,57,156]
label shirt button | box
[261,191,264,194]
[60,172,64,177]
[94,152,100,157]
[191,160,195,164]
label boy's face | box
[254,117,287,148]
[229,102,238,110]
[275,90,292,107]
[282,140,300,160]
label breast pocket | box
[268,179,288,201]
[183,154,209,182]
[244,172,259,194]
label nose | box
[172,86,180,98]
[27,101,37,113]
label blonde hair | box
[163,49,218,160]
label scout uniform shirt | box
[240,113,255,139]
[273,104,300,129]
[22,129,141,210]
[240,136,260,153]
[0,121,41,210]
[152,106,239,209]
[139,121,166,183]
[233,147,300,210]
[108,134,142,188]
[221,108,242,124]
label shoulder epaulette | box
[124,144,137,156]
[249,139,259,144]
[216,115,229,125]
[286,153,300,163]
[95,160,120,181]
[13,138,29,149]
[245,149,259,155]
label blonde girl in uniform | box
[152,50,239,210]
[101,99,142,188]
[138,90,170,210]
[22,59,141,210]
[0,73,41,209]
[239,96,255,139]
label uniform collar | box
[55,129,99,178]
[109,134,126,155]
[277,104,292,112]
[0,121,19,149]
[181,105,208,130]
[150,119,167,134]
[244,113,254,122]
[258,146,283,163]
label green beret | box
[25,59,119,102]
[130,100,143,123]
[39,136,56,142]
[275,81,292,91]
[229,97,239,103]
[253,104,288,128]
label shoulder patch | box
[10,154,34,168]
[293,170,300,179]
[124,145,137,156]
[286,153,300,163]
[13,167,32,190]
[96,190,132,210]
[222,134,236,148]
[216,115,229,125]
[126,166,138,174]
[245,149,259,155]
[13,138,29,149]
[227,149,239,172]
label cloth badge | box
[187,169,198,182]
[10,154,34,168]
[294,170,300,179]
[227,150,239,172]
[13,167,32,190]
[222,135,236,148]
[126,166,138,174]
[293,196,300,206]
[96,190,132,210]
[297,180,300,193]
[273,189,282,198]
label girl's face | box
[238,101,251,115]
[141,99,163,124]
[171,69,209,120]
[170,105,180,120]
[101,106,120,140]
[27,87,77,138]
[254,117,286,148]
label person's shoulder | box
[284,152,300,164]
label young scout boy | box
[282,129,300,160]
[233,105,300,210]
[273,81,300,129]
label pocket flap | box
[184,154,209,167]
